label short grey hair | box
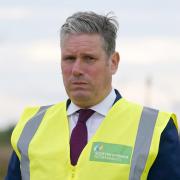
[60,11,119,56]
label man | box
[6,11,180,180]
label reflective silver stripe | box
[129,107,159,180]
[17,105,51,180]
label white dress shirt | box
[67,89,116,141]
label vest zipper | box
[71,166,75,179]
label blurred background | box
[0,0,180,178]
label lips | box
[71,79,87,84]
[72,81,87,84]
[71,81,88,89]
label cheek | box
[61,65,72,78]
[95,68,111,87]
[61,68,71,88]
[89,68,106,84]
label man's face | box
[61,34,119,108]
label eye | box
[84,56,96,63]
[63,56,76,62]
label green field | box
[0,144,12,179]
[0,127,14,179]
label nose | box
[72,59,83,76]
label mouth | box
[73,82,86,85]
[71,81,88,89]
[71,81,87,85]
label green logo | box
[90,142,132,164]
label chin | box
[71,93,92,104]
[73,94,90,101]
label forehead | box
[61,34,105,52]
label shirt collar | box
[67,89,116,116]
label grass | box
[0,126,14,179]
[0,143,12,179]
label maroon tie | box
[70,109,95,165]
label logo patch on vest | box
[90,142,132,164]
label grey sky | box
[0,0,180,129]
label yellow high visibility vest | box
[11,98,178,180]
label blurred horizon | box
[0,0,180,130]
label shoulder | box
[148,119,180,179]
[121,98,178,129]
[19,101,67,121]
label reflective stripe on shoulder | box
[17,105,52,180]
[129,107,159,180]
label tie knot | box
[77,109,95,123]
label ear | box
[110,52,120,74]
